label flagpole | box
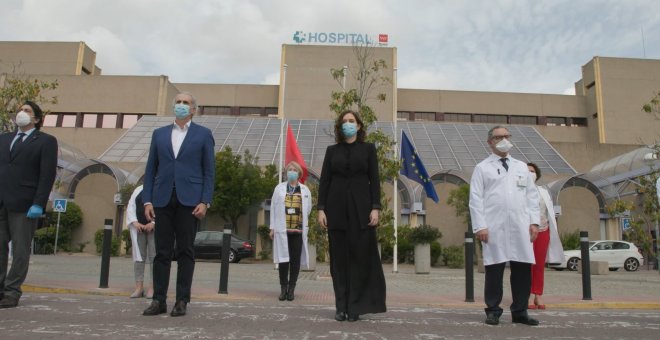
[393,66,398,274]
[278,64,288,184]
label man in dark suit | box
[142,92,215,317]
[0,101,58,308]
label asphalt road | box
[1,293,659,339]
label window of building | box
[265,107,279,117]
[546,117,567,126]
[102,114,117,128]
[414,112,436,121]
[397,111,410,121]
[239,107,262,116]
[201,106,231,115]
[43,114,58,127]
[61,114,76,127]
[122,114,139,128]
[443,113,471,122]
[473,114,507,124]
[509,116,537,125]
[82,114,97,128]
[570,117,588,127]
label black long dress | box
[317,141,386,316]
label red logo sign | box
[379,34,388,43]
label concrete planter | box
[414,243,431,274]
[303,244,317,272]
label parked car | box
[193,231,254,263]
[549,240,644,272]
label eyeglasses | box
[490,135,512,141]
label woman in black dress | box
[317,110,386,322]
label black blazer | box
[317,141,380,230]
[0,130,58,212]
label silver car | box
[549,240,645,272]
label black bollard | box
[99,219,113,289]
[464,232,475,302]
[580,231,592,300]
[218,228,232,294]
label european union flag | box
[400,130,439,203]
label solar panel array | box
[100,116,576,175]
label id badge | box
[517,176,527,187]
[287,208,296,215]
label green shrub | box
[430,241,442,266]
[121,229,131,255]
[560,230,580,250]
[442,245,464,268]
[94,229,120,256]
[408,224,442,245]
[33,201,84,254]
[380,225,413,263]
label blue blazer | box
[143,122,215,208]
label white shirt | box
[171,121,190,158]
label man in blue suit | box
[142,92,215,317]
[0,101,58,308]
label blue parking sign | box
[621,217,631,231]
[53,199,67,213]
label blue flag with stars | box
[400,130,439,203]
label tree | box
[329,42,400,241]
[642,91,660,120]
[447,184,471,230]
[212,146,278,231]
[0,65,58,132]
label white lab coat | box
[269,182,311,269]
[126,185,145,262]
[470,154,540,266]
[538,186,564,264]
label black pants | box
[152,190,198,303]
[278,232,302,286]
[484,261,531,317]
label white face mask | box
[495,138,513,153]
[15,111,32,127]
[530,172,537,182]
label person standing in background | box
[0,101,58,308]
[526,162,564,310]
[126,184,155,299]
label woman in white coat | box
[527,163,564,309]
[126,185,156,298]
[269,161,312,301]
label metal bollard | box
[580,231,592,300]
[464,232,475,302]
[218,228,232,294]
[99,219,113,289]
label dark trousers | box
[484,261,531,317]
[0,206,37,299]
[278,232,302,286]
[152,190,198,303]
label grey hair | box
[173,91,198,111]
[487,125,509,140]
[285,161,304,177]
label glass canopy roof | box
[100,116,576,176]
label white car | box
[550,240,644,272]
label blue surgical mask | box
[342,122,358,138]
[174,103,191,119]
[287,170,299,182]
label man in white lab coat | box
[469,126,541,326]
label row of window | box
[42,109,589,129]
[397,112,588,127]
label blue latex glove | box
[26,205,43,219]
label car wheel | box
[567,257,580,271]
[624,258,639,271]
[229,249,237,263]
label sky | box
[1,0,659,95]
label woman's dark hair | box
[527,162,541,182]
[23,100,44,130]
[334,110,366,143]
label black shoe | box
[279,285,287,301]
[335,311,347,321]
[0,296,19,309]
[286,284,296,301]
[142,300,167,316]
[347,313,359,322]
[485,314,500,325]
[170,300,187,317]
[512,315,539,326]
